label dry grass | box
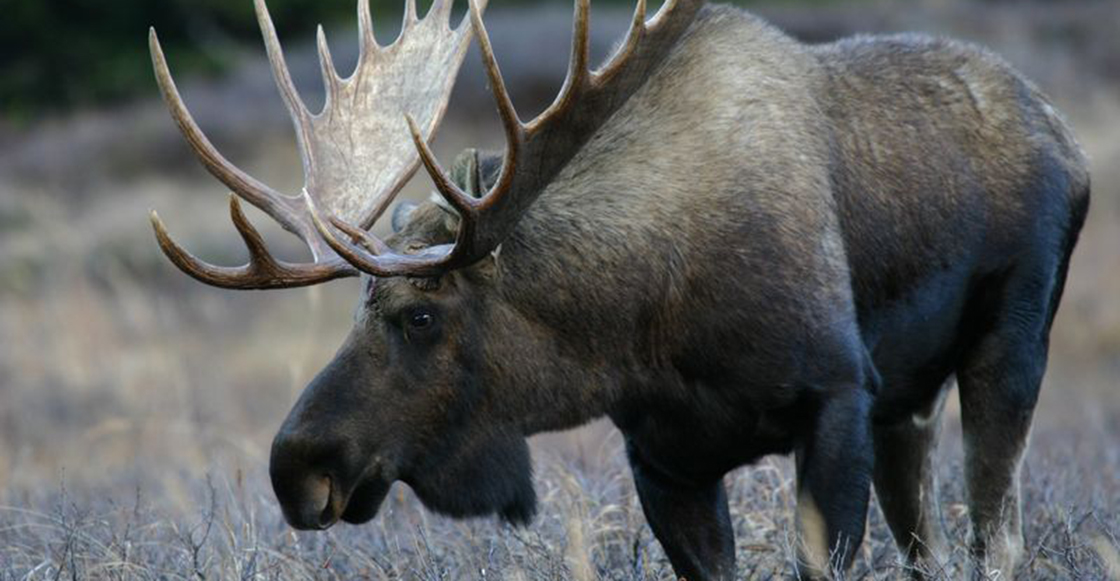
[1,1,1118,579]
[0,432,1117,579]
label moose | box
[147,0,1089,577]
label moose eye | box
[407,310,434,330]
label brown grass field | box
[1,1,1118,578]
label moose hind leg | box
[795,386,876,578]
[958,344,1040,578]
[958,269,1061,578]
[872,387,950,578]
[626,444,736,581]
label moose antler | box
[149,0,480,289]
[312,0,705,278]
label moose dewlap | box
[148,0,1089,579]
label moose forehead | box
[361,275,438,317]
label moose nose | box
[269,430,350,530]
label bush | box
[0,0,355,120]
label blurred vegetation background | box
[0,0,1099,121]
[0,0,358,120]
[0,0,1008,120]
[3,0,658,119]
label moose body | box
[149,1,1088,579]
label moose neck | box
[481,5,829,436]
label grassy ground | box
[0,425,1117,579]
[1,1,1118,578]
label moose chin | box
[147,0,1089,578]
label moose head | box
[149,0,703,530]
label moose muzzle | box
[270,424,393,530]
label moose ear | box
[391,202,419,233]
[449,148,484,198]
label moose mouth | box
[283,474,392,531]
[337,477,392,525]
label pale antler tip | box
[651,0,680,27]
[405,113,438,162]
[357,0,376,44]
[148,28,164,61]
[404,113,421,135]
[227,194,249,225]
[635,0,648,23]
[149,210,183,258]
[430,0,454,24]
[316,24,340,89]
[572,0,591,68]
[226,193,277,262]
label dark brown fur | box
[270,5,1089,580]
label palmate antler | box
[151,0,704,287]
[149,0,480,288]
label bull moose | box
[147,0,1089,577]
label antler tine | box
[383,0,516,241]
[429,0,455,27]
[570,0,592,81]
[633,0,648,28]
[148,28,307,240]
[328,216,392,255]
[312,211,466,278]
[403,0,418,29]
[406,115,478,217]
[254,0,311,126]
[357,0,380,55]
[459,0,528,220]
[650,0,683,29]
[469,0,522,143]
[227,194,276,263]
[308,206,386,276]
[597,0,647,83]
[306,192,449,277]
[528,0,591,132]
[150,196,354,290]
[316,25,341,112]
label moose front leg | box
[794,387,875,578]
[626,443,736,581]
